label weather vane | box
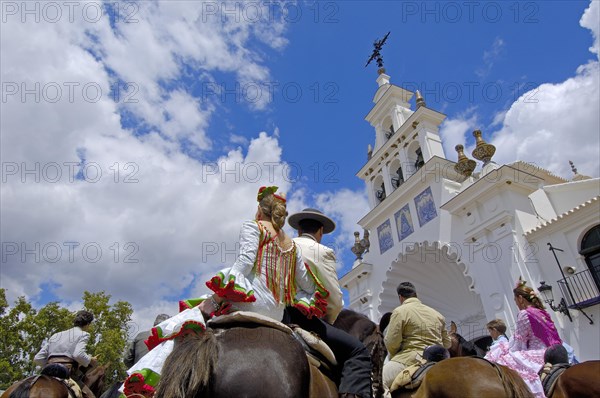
[365,31,390,74]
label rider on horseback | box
[284,208,373,398]
[34,310,98,398]
[382,282,451,394]
[122,186,333,397]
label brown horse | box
[405,357,534,398]
[334,309,387,398]
[390,322,533,398]
[1,364,107,398]
[548,360,600,398]
[153,324,337,398]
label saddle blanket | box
[208,311,336,365]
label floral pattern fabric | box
[485,308,561,398]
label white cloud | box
[0,1,293,319]
[488,1,600,178]
[441,1,599,179]
[476,37,505,78]
[438,107,479,160]
[314,189,370,266]
[580,0,599,57]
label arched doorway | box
[580,224,600,291]
[378,241,487,340]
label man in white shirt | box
[285,208,371,398]
[34,310,97,397]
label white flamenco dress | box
[120,220,329,397]
[485,307,562,398]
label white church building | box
[341,71,600,361]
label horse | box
[152,323,337,398]
[106,310,384,398]
[1,364,107,398]
[546,361,600,398]
[334,309,387,398]
[401,357,534,398]
[447,320,487,358]
[389,321,533,398]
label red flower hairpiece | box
[257,186,286,203]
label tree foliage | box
[0,289,133,390]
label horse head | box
[448,321,480,358]
[83,363,108,396]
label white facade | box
[342,74,600,361]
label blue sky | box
[1,0,598,330]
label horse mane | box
[379,312,392,335]
[493,363,535,398]
[154,330,218,398]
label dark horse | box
[334,309,387,398]
[388,320,533,398]
[546,361,600,398]
[1,364,107,398]
[103,309,385,398]
[154,324,336,398]
[447,321,489,357]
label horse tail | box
[154,330,218,398]
[494,364,535,398]
[9,375,42,398]
[364,327,387,398]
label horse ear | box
[450,321,457,334]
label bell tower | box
[360,72,447,208]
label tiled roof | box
[525,196,600,235]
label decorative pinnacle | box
[471,130,496,164]
[569,160,578,175]
[569,160,591,181]
[415,90,426,108]
[454,144,477,177]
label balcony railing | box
[557,268,600,308]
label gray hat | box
[288,208,336,234]
[153,314,170,326]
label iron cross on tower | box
[365,31,390,74]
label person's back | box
[293,234,343,324]
[34,311,96,370]
[383,282,450,395]
[124,314,170,368]
[34,310,97,398]
[386,298,447,365]
[286,208,372,398]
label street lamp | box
[538,281,572,322]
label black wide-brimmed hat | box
[288,208,336,234]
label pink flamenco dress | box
[485,306,562,398]
[120,220,328,397]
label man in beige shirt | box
[383,282,451,391]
